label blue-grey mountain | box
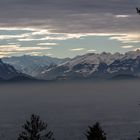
[37,50,140,80]
[2,55,69,77]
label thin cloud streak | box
[37,43,58,46]
[121,45,134,49]
[0,45,52,57]
[70,48,85,51]
[87,49,96,52]
[115,15,131,18]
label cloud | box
[70,48,85,51]
[18,38,45,41]
[37,43,58,46]
[0,27,35,31]
[31,30,50,35]
[0,27,140,58]
[0,0,139,34]
[121,45,134,49]
[109,34,140,43]
[0,45,52,57]
[0,34,29,40]
[16,30,125,42]
[0,45,52,52]
[3,29,105,43]
[87,49,96,52]
[115,15,131,18]
[1,27,139,45]
[44,53,53,56]
[25,52,53,56]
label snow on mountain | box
[0,59,38,82]
[2,50,140,81]
[0,59,21,80]
[65,52,124,72]
[38,50,140,80]
[2,55,70,77]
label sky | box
[0,0,140,58]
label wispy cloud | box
[1,27,139,44]
[37,43,58,46]
[26,52,53,56]
[0,45,52,52]
[0,27,36,31]
[109,34,140,43]
[87,49,96,52]
[18,38,45,41]
[121,45,134,49]
[115,15,131,18]
[0,45,52,57]
[0,34,29,40]
[70,48,85,51]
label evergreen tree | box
[17,114,54,140]
[85,122,106,140]
[138,131,140,140]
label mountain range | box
[2,50,140,81]
[0,59,35,82]
[2,55,69,77]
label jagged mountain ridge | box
[2,55,70,77]
[37,50,140,80]
[0,59,36,81]
[0,59,20,80]
[0,59,23,80]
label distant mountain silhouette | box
[2,50,140,81]
[110,74,139,80]
[2,55,69,77]
[36,50,140,80]
[0,59,21,80]
[0,59,39,82]
[7,75,37,82]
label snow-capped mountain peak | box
[37,51,140,80]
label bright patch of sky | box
[0,29,140,58]
[0,0,140,58]
[0,28,140,58]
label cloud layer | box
[0,0,140,33]
[0,0,140,58]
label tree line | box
[17,114,140,140]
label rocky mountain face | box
[2,55,70,77]
[0,59,36,82]
[2,51,140,81]
[37,50,140,80]
[0,59,21,80]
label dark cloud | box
[0,0,140,33]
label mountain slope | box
[110,74,139,80]
[0,59,21,80]
[2,55,70,77]
[0,59,37,82]
[38,50,140,80]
